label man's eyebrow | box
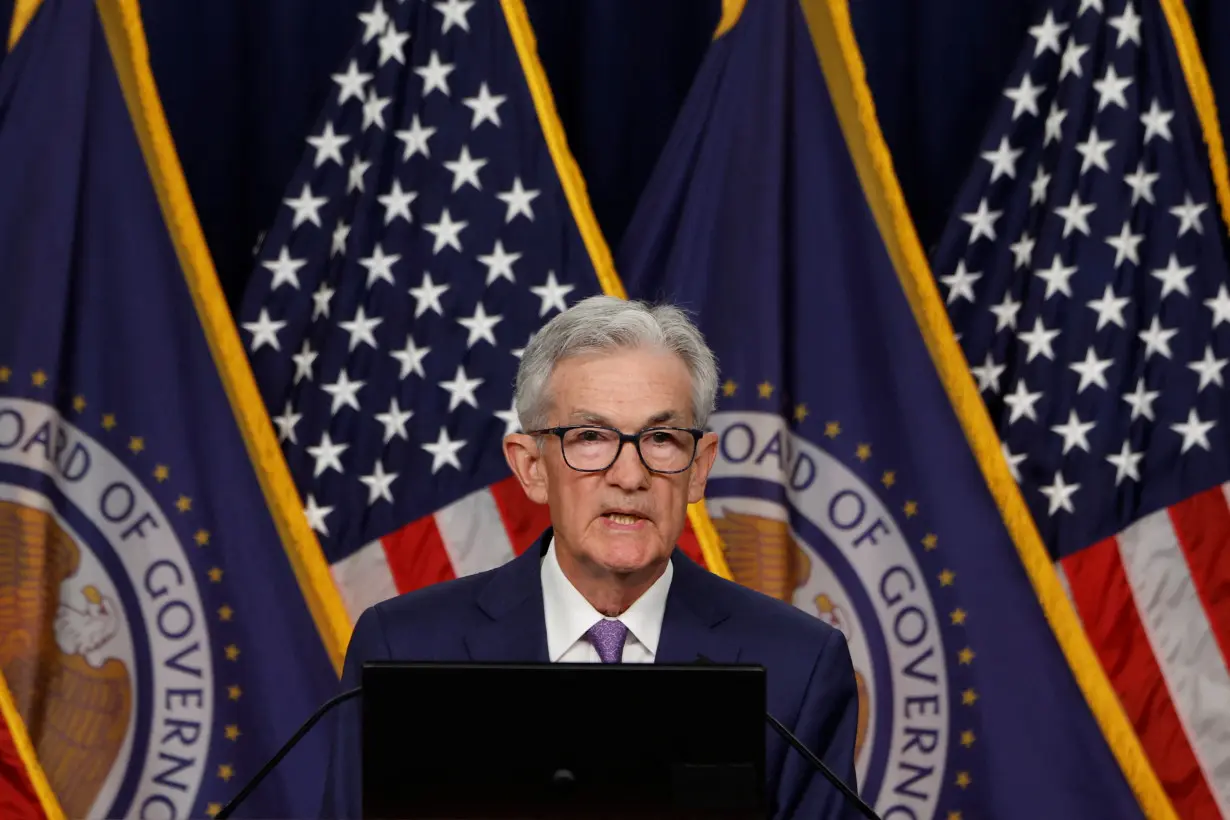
[567,409,684,427]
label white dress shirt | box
[540,537,673,663]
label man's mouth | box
[602,511,647,526]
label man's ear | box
[686,431,719,504]
[504,433,549,504]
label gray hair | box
[514,295,718,432]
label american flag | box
[235,0,714,625]
[930,1,1230,816]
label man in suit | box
[319,295,861,818]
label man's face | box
[511,347,717,577]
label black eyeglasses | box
[526,425,704,474]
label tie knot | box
[586,619,628,663]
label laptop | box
[360,661,767,819]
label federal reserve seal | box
[707,409,976,819]
[0,396,214,819]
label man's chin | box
[586,526,663,574]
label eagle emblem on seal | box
[0,499,133,818]
[712,510,871,758]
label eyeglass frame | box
[525,424,706,474]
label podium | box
[361,661,768,819]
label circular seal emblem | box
[707,410,965,819]
[0,397,214,819]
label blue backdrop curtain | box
[5,0,1228,304]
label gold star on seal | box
[961,688,978,706]
[950,608,967,626]
[225,644,240,661]
[208,567,223,583]
[947,813,962,820]
[793,404,808,422]
[722,379,737,397]
[955,771,971,789]
[855,443,871,461]
[958,647,975,665]
[960,730,976,748]
[128,437,144,454]
[195,529,210,546]
[101,413,117,430]
[225,724,241,742]
[31,370,48,387]
[939,569,955,586]
[228,685,243,701]
[922,533,938,551]
[0,366,10,383]
[207,803,222,818]
[903,500,918,517]
[218,764,234,782]
[881,470,896,487]
[72,395,86,412]
[218,605,234,622]
[824,421,840,438]
[757,381,774,399]
[176,495,192,513]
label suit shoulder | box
[692,561,842,643]
[367,563,498,626]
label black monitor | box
[360,661,768,819]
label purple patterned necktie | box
[586,619,628,663]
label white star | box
[512,333,534,360]
[530,271,576,316]
[434,0,475,33]
[1124,160,1159,205]
[1170,194,1207,236]
[1051,409,1095,454]
[1070,346,1113,393]
[377,22,410,67]
[359,243,401,288]
[1039,471,1080,515]
[360,461,398,505]
[332,59,372,105]
[339,306,382,352]
[347,156,371,193]
[463,82,506,129]
[1076,126,1115,174]
[422,427,466,473]
[273,402,302,444]
[1059,38,1089,80]
[1105,220,1143,267]
[497,177,540,223]
[423,209,468,254]
[395,115,436,160]
[1079,0,1103,14]
[415,50,455,97]
[477,240,521,285]
[439,365,483,411]
[1010,232,1036,269]
[940,261,981,305]
[1172,408,1215,453]
[304,494,333,536]
[1108,1,1142,47]
[1141,99,1175,143]
[243,309,286,352]
[262,247,306,290]
[307,122,350,168]
[457,303,502,348]
[1151,253,1195,299]
[1034,254,1077,300]
[1030,165,1052,206]
[312,282,334,320]
[390,335,430,380]
[1002,441,1026,482]
[1093,64,1133,111]
[982,136,1023,182]
[971,352,1006,393]
[292,340,317,384]
[1189,345,1227,392]
[1028,10,1068,56]
[1055,191,1096,237]
[1122,377,1160,422]
[1106,441,1144,485]
[1004,378,1043,424]
[357,0,389,44]
[323,369,365,415]
[378,179,417,225]
[1087,284,1130,330]
[1003,73,1044,120]
[1205,284,1230,328]
[375,397,414,444]
[1019,316,1060,362]
[307,432,348,478]
[409,271,450,317]
[443,145,488,192]
[331,220,350,257]
[990,291,1022,331]
[495,400,521,437]
[1138,316,1178,360]
[1044,102,1067,145]
[960,198,1001,244]
[284,183,327,229]
[361,87,392,131]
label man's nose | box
[605,439,650,490]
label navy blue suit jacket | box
[319,529,861,818]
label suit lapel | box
[463,531,550,663]
[655,550,742,665]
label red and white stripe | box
[1060,484,1230,820]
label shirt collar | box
[540,535,673,662]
